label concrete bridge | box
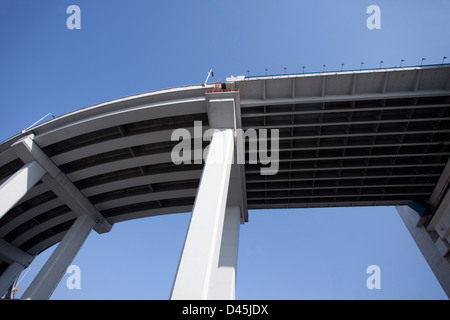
[0,64,449,299]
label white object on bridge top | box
[226,75,245,82]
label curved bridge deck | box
[1,64,449,298]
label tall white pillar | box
[211,205,241,299]
[0,161,46,220]
[21,214,95,300]
[170,129,234,300]
[396,205,450,298]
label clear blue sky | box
[1,0,449,299]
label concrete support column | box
[396,205,450,298]
[11,135,112,234]
[21,214,95,300]
[0,161,46,220]
[211,205,241,300]
[171,129,234,300]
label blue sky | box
[1,0,449,299]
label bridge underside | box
[0,65,449,299]
[243,94,450,209]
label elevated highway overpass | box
[0,64,449,299]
